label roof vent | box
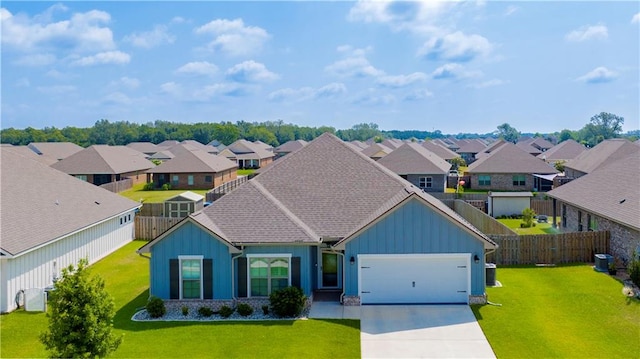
[620,199,626,204]
[94,201,100,205]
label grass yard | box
[0,241,360,358]
[498,218,560,235]
[237,169,255,176]
[119,183,210,203]
[473,264,640,358]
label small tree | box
[521,208,536,228]
[554,160,566,173]
[40,259,122,358]
[450,157,467,170]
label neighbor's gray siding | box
[149,221,233,300]
[344,198,486,296]
[405,174,447,193]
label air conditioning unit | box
[594,254,613,272]
[24,288,46,312]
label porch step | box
[313,290,341,302]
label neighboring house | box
[27,142,83,161]
[547,153,640,263]
[206,140,227,155]
[158,140,180,147]
[0,148,140,313]
[361,143,393,161]
[422,141,461,163]
[457,140,488,164]
[381,138,404,149]
[563,139,639,179]
[487,192,534,218]
[126,142,163,158]
[350,140,368,150]
[138,133,497,306]
[219,139,275,169]
[517,137,554,153]
[254,140,274,152]
[148,150,175,162]
[515,141,542,156]
[467,142,558,191]
[274,140,307,159]
[164,191,205,218]
[51,145,155,186]
[1,144,58,166]
[377,143,451,192]
[180,140,219,155]
[536,139,587,167]
[146,149,238,190]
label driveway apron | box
[360,305,496,359]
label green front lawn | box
[0,241,360,358]
[498,218,560,235]
[119,183,210,203]
[473,265,640,358]
[237,169,255,176]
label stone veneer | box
[560,203,640,264]
[341,295,487,306]
[468,294,487,305]
[342,296,361,306]
[164,295,314,312]
[470,173,535,191]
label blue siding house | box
[139,133,496,306]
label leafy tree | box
[581,112,624,146]
[497,123,520,143]
[558,129,574,142]
[40,259,121,358]
[450,157,467,170]
[554,160,566,173]
[521,208,536,228]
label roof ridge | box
[250,180,320,242]
[90,145,119,174]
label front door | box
[321,252,338,288]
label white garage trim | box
[357,253,471,305]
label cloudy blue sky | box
[2,1,639,134]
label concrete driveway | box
[360,305,496,359]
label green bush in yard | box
[146,296,166,318]
[197,307,214,317]
[269,286,306,318]
[629,251,640,287]
[236,303,253,317]
[219,305,234,318]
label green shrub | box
[198,306,214,317]
[521,208,536,228]
[629,251,640,287]
[236,303,253,317]
[262,304,269,315]
[162,183,171,190]
[269,286,306,318]
[181,306,189,316]
[219,305,234,318]
[143,182,154,191]
[146,296,166,318]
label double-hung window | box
[247,254,291,297]
[418,177,432,189]
[512,175,526,186]
[172,175,179,186]
[478,175,491,186]
[179,256,203,299]
[188,175,194,186]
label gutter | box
[231,246,244,300]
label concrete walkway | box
[308,302,495,359]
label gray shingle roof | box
[189,133,494,249]
[378,143,451,175]
[274,140,308,154]
[537,139,587,162]
[467,142,558,174]
[547,153,640,230]
[1,148,140,256]
[224,139,274,159]
[126,142,161,155]
[361,143,393,158]
[422,141,460,160]
[2,145,58,166]
[147,149,237,173]
[457,140,488,154]
[51,145,155,175]
[564,139,639,174]
[27,142,83,161]
[516,141,542,155]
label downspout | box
[231,246,244,300]
[329,248,346,304]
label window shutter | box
[237,257,247,297]
[169,259,179,299]
[203,259,213,299]
[291,257,301,289]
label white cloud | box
[71,51,130,66]
[102,92,131,105]
[36,85,76,95]
[431,63,482,79]
[194,83,251,100]
[632,13,640,24]
[176,61,219,77]
[565,24,608,42]
[46,69,72,80]
[124,25,175,48]
[376,72,427,88]
[111,76,140,89]
[347,0,451,35]
[419,31,493,62]
[326,46,385,79]
[404,89,433,101]
[1,6,116,52]
[160,81,182,96]
[352,90,396,106]
[576,67,617,84]
[195,18,269,56]
[469,79,508,89]
[269,82,347,102]
[13,53,56,66]
[225,61,278,83]
[171,16,186,24]
[504,5,518,16]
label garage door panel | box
[359,254,470,304]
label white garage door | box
[358,254,470,304]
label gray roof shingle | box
[27,142,83,161]
[378,143,451,175]
[537,139,587,162]
[564,139,639,174]
[1,148,140,256]
[51,145,155,175]
[422,141,460,160]
[547,153,640,230]
[147,149,237,173]
[361,143,393,158]
[468,142,558,174]
[274,140,308,154]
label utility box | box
[486,263,497,286]
[594,254,613,272]
[24,288,46,312]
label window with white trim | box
[247,254,291,297]
[179,256,203,299]
[478,175,491,186]
[418,176,433,189]
[188,175,194,186]
[512,174,526,186]
[172,175,179,186]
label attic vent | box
[95,201,101,205]
[619,199,626,204]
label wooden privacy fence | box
[206,176,248,202]
[99,178,133,193]
[138,203,164,217]
[487,231,610,265]
[135,216,182,240]
[531,199,560,216]
[453,200,515,235]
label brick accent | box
[342,296,361,306]
[469,294,487,305]
[470,173,535,191]
[154,170,238,190]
